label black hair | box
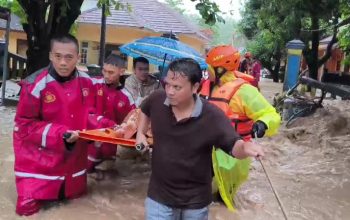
[168,58,202,85]
[133,57,149,68]
[50,34,79,52]
[104,54,126,68]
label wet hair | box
[133,57,149,68]
[168,58,202,85]
[50,34,79,52]
[104,54,126,68]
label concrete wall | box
[0,30,27,56]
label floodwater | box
[1,79,350,220]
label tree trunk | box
[272,58,281,83]
[318,17,339,69]
[308,14,320,80]
[25,40,50,75]
[271,47,282,83]
[18,0,84,76]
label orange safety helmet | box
[206,45,241,72]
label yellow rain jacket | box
[201,70,281,211]
[202,70,281,138]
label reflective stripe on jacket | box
[13,67,99,200]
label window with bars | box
[80,42,88,64]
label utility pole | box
[99,3,106,68]
[0,6,10,106]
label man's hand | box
[251,121,267,138]
[232,140,264,159]
[242,141,265,158]
[135,132,149,153]
[64,130,79,143]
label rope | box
[254,135,289,220]
[258,158,289,220]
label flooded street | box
[1,79,350,219]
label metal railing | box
[0,52,27,83]
[8,52,26,80]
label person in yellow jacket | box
[202,45,280,140]
[202,45,281,211]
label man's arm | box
[231,140,264,159]
[14,83,70,154]
[212,104,265,159]
[136,111,150,148]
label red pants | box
[16,197,41,216]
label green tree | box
[299,0,340,80]
[0,0,25,22]
[238,0,261,40]
[240,0,298,82]
[338,0,350,65]
[5,0,85,75]
[239,0,347,81]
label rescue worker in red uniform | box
[88,54,135,171]
[239,51,253,75]
[13,34,112,216]
[202,45,280,140]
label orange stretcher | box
[78,109,153,148]
[79,128,136,147]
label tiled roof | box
[320,36,335,44]
[319,36,338,49]
[0,13,23,32]
[78,0,208,40]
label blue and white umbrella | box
[120,36,208,69]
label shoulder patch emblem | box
[82,88,89,97]
[97,89,103,96]
[118,101,125,108]
[44,91,56,103]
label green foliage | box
[97,0,131,16]
[240,0,348,80]
[239,0,298,80]
[191,0,224,25]
[247,32,274,64]
[0,0,26,23]
[238,0,261,39]
[69,22,78,36]
[164,0,185,14]
[338,0,350,65]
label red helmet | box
[206,45,241,71]
[244,52,252,59]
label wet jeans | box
[145,197,209,220]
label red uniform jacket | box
[13,67,111,200]
[88,78,135,165]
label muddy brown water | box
[1,79,350,219]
